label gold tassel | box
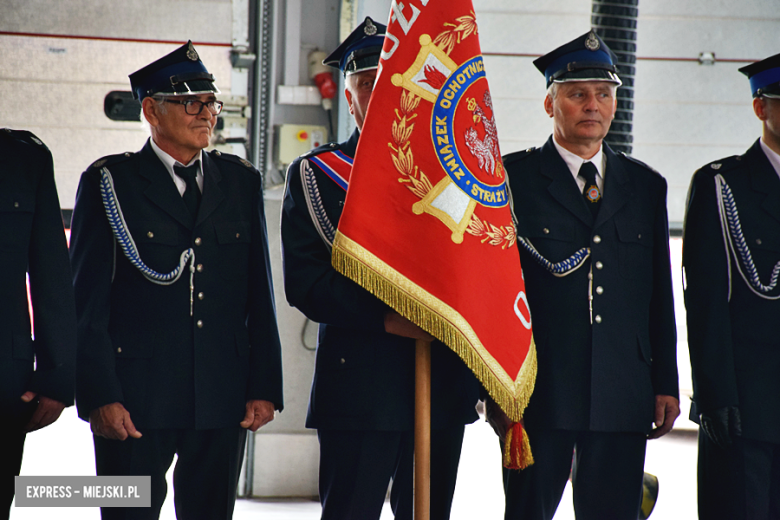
[502,423,534,470]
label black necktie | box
[578,161,601,217]
[174,162,201,221]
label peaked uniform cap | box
[129,40,220,100]
[533,31,621,88]
[739,53,780,99]
[323,16,387,76]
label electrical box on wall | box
[275,124,329,165]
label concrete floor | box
[11,406,699,519]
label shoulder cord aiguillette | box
[715,173,780,300]
[300,159,337,249]
[517,238,591,278]
[100,167,197,315]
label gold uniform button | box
[593,235,602,244]
[147,231,154,238]
[756,238,763,245]
[340,358,346,364]
[197,320,203,328]
[594,315,602,324]
[637,234,642,239]
[198,292,204,300]
[543,228,550,234]
[13,202,19,208]
[117,347,122,353]
[595,261,604,270]
[194,237,202,246]
[196,264,203,272]
[596,286,604,295]
[235,233,240,239]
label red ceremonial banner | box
[331,1,536,468]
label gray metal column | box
[591,0,639,155]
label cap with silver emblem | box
[323,17,387,76]
[129,40,220,100]
[533,30,622,88]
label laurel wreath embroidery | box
[433,11,478,55]
[467,215,516,248]
[389,90,433,199]
[388,16,515,249]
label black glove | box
[700,406,742,449]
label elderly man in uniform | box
[0,129,76,518]
[69,42,283,519]
[280,17,480,520]
[489,31,680,520]
[684,53,780,520]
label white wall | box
[472,0,780,224]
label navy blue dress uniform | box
[280,18,480,520]
[0,129,76,517]
[70,42,283,519]
[500,32,678,520]
[684,53,780,520]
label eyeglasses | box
[160,98,224,116]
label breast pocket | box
[126,221,184,272]
[214,221,251,280]
[516,215,577,262]
[0,192,35,252]
[615,219,653,279]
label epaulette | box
[1,128,49,150]
[88,151,135,170]
[502,146,537,167]
[700,154,742,174]
[209,149,259,174]
[301,142,340,160]
[617,151,663,177]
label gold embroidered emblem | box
[387,16,514,247]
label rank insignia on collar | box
[584,32,600,51]
[186,42,199,61]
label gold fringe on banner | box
[332,231,537,424]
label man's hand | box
[700,406,741,449]
[485,398,512,446]
[89,403,142,441]
[240,400,276,432]
[384,311,435,341]
[21,392,66,433]
[647,394,680,439]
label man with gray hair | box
[70,41,283,519]
[489,31,679,520]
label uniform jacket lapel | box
[196,152,225,226]
[137,140,194,229]
[594,143,631,228]
[745,139,780,226]
[540,137,593,227]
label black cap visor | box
[551,64,621,86]
[343,45,383,76]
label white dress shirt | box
[150,138,204,195]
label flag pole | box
[414,339,432,520]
